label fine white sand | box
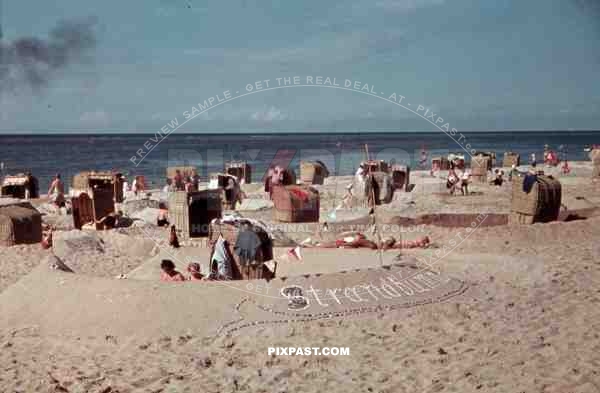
[1,163,599,392]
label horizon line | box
[0,129,599,135]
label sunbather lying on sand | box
[382,236,430,249]
[93,211,124,230]
[318,232,378,249]
[317,233,431,250]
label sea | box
[1,131,598,190]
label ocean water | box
[0,131,598,190]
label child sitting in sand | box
[41,226,54,249]
[160,259,185,282]
[187,263,204,281]
[490,169,504,186]
[157,203,169,227]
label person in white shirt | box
[122,177,129,195]
[355,164,366,183]
[460,170,470,195]
[131,178,138,199]
[162,179,171,194]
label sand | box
[1,163,600,392]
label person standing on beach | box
[131,177,138,198]
[192,172,200,191]
[460,170,470,195]
[446,164,459,195]
[47,174,65,210]
[169,225,180,248]
[173,170,184,191]
[355,163,366,184]
[24,173,32,200]
[122,176,129,196]
[162,178,173,193]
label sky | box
[0,0,599,133]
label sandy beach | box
[1,162,600,393]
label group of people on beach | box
[121,175,146,198]
[165,170,201,193]
[160,259,204,282]
[446,163,471,195]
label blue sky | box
[1,0,599,133]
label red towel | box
[289,188,309,202]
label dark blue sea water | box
[1,131,598,190]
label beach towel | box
[289,188,309,202]
[211,235,233,279]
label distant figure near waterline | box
[47,173,65,208]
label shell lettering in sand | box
[280,285,310,310]
[253,265,466,314]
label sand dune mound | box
[119,199,160,216]
[44,254,75,273]
[52,230,158,277]
[127,246,212,281]
[0,258,468,340]
[129,207,159,226]
[0,244,52,292]
[237,198,273,211]
[54,230,105,255]
[0,263,244,340]
[127,246,407,282]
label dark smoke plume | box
[0,17,97,94]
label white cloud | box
[80,110,110,126]
[375,0,445,12]
[250,106,288,122]
[185,31,369,66]
[361,111,376,119]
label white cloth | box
[208,178,219,189]
[211,235,233,280]
[355,167,365,183]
